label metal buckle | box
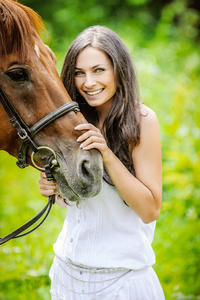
[17,129,28,140]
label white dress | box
[49,180,165,300]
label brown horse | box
[0,0,102,202]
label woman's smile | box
[85,88,104,96]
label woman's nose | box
[84,74,96,88]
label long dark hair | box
[61,25,141,172]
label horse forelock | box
[0,0,45,59]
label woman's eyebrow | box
[75,64,107,70]
[92,64,107,68]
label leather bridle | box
[0,85,80,245]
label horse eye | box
[6,68,29,81]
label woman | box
[39,25,165,299]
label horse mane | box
[0,0,45,58]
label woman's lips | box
[85,88,104,96]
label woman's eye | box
[75,71,84,76]
[6,68,29,82]
[95,68,104,73]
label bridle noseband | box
[0,85,80,245]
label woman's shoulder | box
[140,103,159,128]
[140,103,158,119]
[137,103,160,145]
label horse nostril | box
[81,160,90,177]
[78,160,94,186]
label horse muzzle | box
[31,144,103,202]
[53,147,103,202]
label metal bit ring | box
[31,146,57,171]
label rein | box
[0,85,80,245]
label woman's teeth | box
[86,88,103,96]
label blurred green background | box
[0,0,200,299]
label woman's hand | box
[75,123,111,162]
[39,172,57,197]
[39,172,67,208]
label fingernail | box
[80,143,83,148]
[77,137,80,142]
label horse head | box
[0,0,103,202]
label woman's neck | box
[95,100,113,130]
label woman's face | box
[74,46,116,110]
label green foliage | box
[1,0,200,299]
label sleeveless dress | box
[49,180,165,300]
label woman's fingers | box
[75,123,109,158]
[39,172,56,186]
[80,135,105,149]
[39,172,57,197]
[76,127,104,148]
[75,123,100,132]
[76,130,99,143]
